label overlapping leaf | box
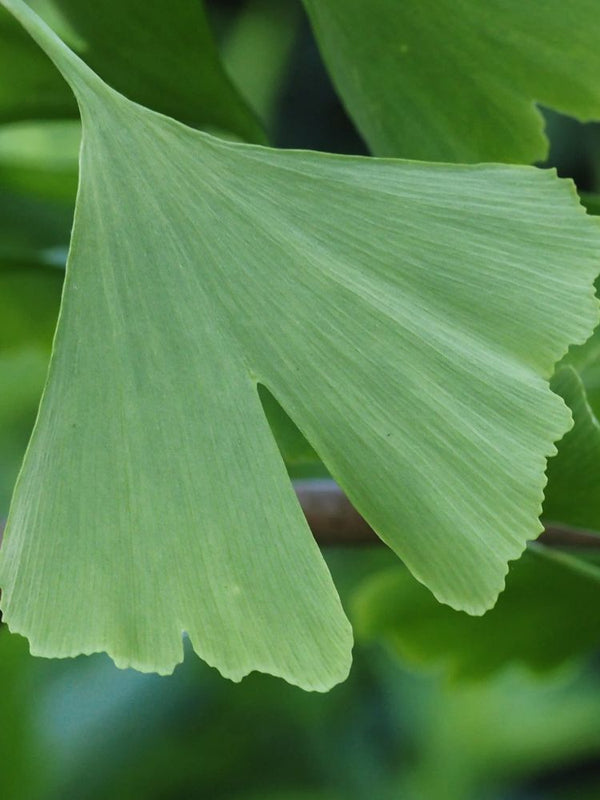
[303,0,600,163]
[0,2,73,121]
[544,366,600,531]
[1,0,599,688]
[38,0,265,140]
[560,316,600,421]
[1,0,263,141]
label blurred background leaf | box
[543,366,600,532]
[0,118,78,204]
[351,546,600,681]
[28,0,266,141]
[220,0,301,134]
[0,2,74,121]
[4,613,600,800]
[302,0,600,163]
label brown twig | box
[294,479,379,545]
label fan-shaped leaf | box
[1,0,599,688]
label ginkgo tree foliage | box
[1,0,600,692]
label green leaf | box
[390,665,600,798]
[544,365,600,532]
[221,0,301,130]
[1,0,599,687]
[259,386,319,465]
[580,192,600,217]
[0,630,47,798]
[0,263,63,512]
[0,261,63,350]
[0,348,50,513]
[353,366,600,681]
[0,187,72,263]
[560,303,600,419]
[37,0,266,141]
[303,0,600,162]
[0,0,264,142]
[353,546,600,680]
[0,2,74,121]
[0,119,79,203]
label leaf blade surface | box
[1,0,599,686]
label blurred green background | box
[3,1,600,798]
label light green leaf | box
[303,0,600,162]
[544,365,600,532]
[1,0,599,688]
[353,546,600,680]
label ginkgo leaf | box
[303,0,600,163]
[1,0,599,689]
[352,367,600,679]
